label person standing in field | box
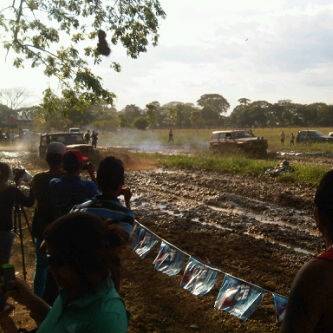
[290,133,295,146]
[280,130,286,145]
[84,129,91,144]
[281,170,333,333]
[91,130,98,148]
[168,128,174,143]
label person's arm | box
[86,163,96,183]
[9,279,50,325]
[281,260,325,333]
[0,304,17,333]
[119,187,132,209]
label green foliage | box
[230,99,333,127]
[35,89,120,131]
[158,153,329,185]
[119,104,142,127]
[0,0,165,101]
[197,94,230,127]
[133,116,149,130]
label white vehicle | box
[69,127,81,134]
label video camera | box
[12,168,32,184]
[0,264,15,311]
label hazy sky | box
[1,0,333,110]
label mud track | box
[6,151,322,333]
[122,169,321,332]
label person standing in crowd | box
[91,130,98,148]
[168,128,174,143]
[49,150,98,221]
[0,213,129,333]
[280,130,285,145]
[281,170,333,333]
[290,133,295,146]
[84,129,91,144]
[30,142,66,297]
[73,156,134,237]
[0,163,34,265]
[45,150,98,303]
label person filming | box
[0,162,33,265]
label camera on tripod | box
[12,168,32,184]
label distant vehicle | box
[39,132,94,158]
[296,130,333,143]
[69,127,81,134]
[209,130,268,157]
[13,128,31,142]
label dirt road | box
[5,151,321,332]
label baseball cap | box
[47,142,66,155]
[63,150,89,164]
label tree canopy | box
[0,0,165,103]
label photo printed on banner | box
[215,275,265,320]
[180,257,218,296]
[133,225,159,258]
[153,241,185,276]
[272,293,288,323]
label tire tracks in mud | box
[128,169,322,296]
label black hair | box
[97,156,124,193]
[0,162,10,183]
[63,151,81,174]
[314,170,333,237]
[44,212,127,291]
[46,153,62,168]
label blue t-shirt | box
[72,196,134,235]
[49,175,99,219]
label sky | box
[1,0,333,111]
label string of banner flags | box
[131,220,288,323]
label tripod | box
[13,204,34,281]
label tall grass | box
[157,153,330,186]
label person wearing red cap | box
[49,150,98,221]
[44,150,98,304]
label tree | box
[0,88,29,109]
[197,94,230,127]
[238,98,250,105]
[0,0,165,103]
[119,104,142,127]
[35,88,117,130]
[133,116,149,130]
[197,94,230,115]
[146,101,161,128]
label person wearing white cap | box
[30,142,66,298]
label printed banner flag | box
[153,241,185,276]
[180,258,218,296]
[215,275,265,320]
[272,293,288,322]
[132,225,159,258]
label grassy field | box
[156,153,330,185]
[100,127,333,153]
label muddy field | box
[1,149,323,333]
